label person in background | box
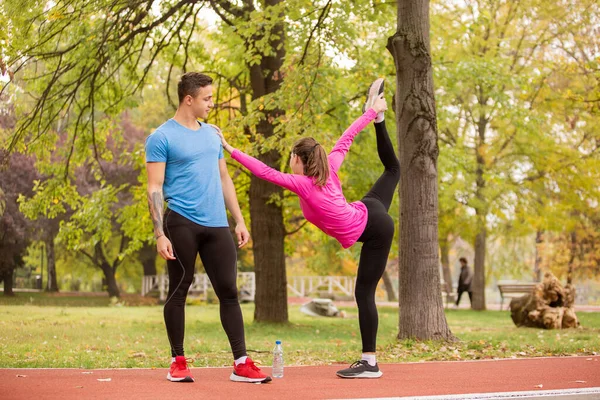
[456,257,473,308]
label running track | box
[1,356,599,399]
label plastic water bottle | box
[272,340,284,378]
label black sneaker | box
[362,78,385,123]
[336,360,383,379]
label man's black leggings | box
[356,120,399,353]
[163,209,246,359]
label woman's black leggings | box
[356,120,400,353]
[163,209,246,359]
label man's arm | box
[219,158,250,247]
[146,162,175,260]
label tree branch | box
[118,0,199,47]
[299,0,332,66]
[285,220,309,236]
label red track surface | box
[1,356,598,399]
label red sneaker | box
[230,357,272,383]
[167,356,194,382]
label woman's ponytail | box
[292,138,330,187]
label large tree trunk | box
[1,268,15,296]
[45,237,59,292]
[382,268,397,302]
[440,237,453,294]
[388,0,455,340]
[247,0,288,323]
[472,111,488,311]
[100,262,120,298]
[472,226,487,310]
[250,164,288,323]
[533,230,543,282]
[567,230,576,285]
[92,242,121,298]
[138,242,157,276]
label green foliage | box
[486,235,536,282]
[201,0,399,273]
[59,184,122,249]
[2,0,598,291]
[432,0,600,276]
[4,0,401,278]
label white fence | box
[142,272,255,302]
[286,276,355,298]
[142,273,355,301]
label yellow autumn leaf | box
[48,11,64,21]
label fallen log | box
[510,272,579,329]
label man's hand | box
[156,235,176,260]
[235,221,250,248]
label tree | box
[1,96,38,295]
[387,0,454,340]
[66,116,146,297]
[37,216,62,292]
[438,163,476,294]
[210,0,289,322]
[1,88,64,292]
[433,0,600,309]
[3,0,287,319]
[197,0,400,321]
[3,0,402,322]
[0,151,40,295]
[18,113,147,297]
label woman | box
[219,78,399,379]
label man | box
[145,72,270,383]
[456,257,473,308]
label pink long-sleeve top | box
[230,108,377,248]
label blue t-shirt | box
[145,119,228,227]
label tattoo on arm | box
[148,190,165,238]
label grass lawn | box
[0,294,598,368]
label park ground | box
[1,292,599,398]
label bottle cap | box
[275,340,281,344]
